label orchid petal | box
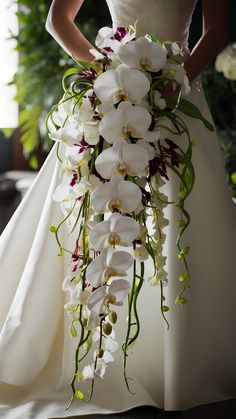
[95,146,120,179]
[89,220,111,250]
[122,143,149,175]
[99,108,124,143]
[86,254,106,287]
[109,213,140,244]
[52,183,71,202]
[87,286,107,314]
[108,279,131,304]
[109,250,133,273]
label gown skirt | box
[0,65,236,419]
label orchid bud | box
[96,348,104,358]
[108,311,117,324]
[179,271,190,282]
[177,219,185,228]
[103,322,112,335]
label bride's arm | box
[184,0,229,82]
[45,0,95,62]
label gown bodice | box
[106,0,198,47]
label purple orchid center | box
[112,27,128,42]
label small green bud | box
[179,271,190,282]
[182,246,190,255]
[50,225,57,233]
[175,295,188,305]
[96,348,104,358]
[70,324,77,338]
[82,318,88,327]
[161,305,169,312]
[177,219,186,228]
[108,311,117,324]
[103,322,112,335]
[178,190,185,200]
[178,246,190,260]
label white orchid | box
[88,212,140,250]
[87,278,131,314]
[53,94,99,146]
[92,339,118,364]
[82,121,100,145]
[50,98,96,146]
[95,26,114,48]
[64,288,92,312]
[94,64,150,105]
[148,267,168,286]
[82,362,107,380]
[99,101,153,143]
[95,138,149,179]
[134,245,149,262]
[67,148,92,176]
[215,44,236,80]
[119,36,167,72]
[163,62,191,96]
[91,175,142,214]
[95,26,135,53]
[49,124,82,146]
[86,247,133,287]
[75,93,95,123]
[73,174,102,198]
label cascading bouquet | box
[47,24,213,407]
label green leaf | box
[19,104,42,154]
[0,128,14,138]
[150,34,158,43]
[62,68,80,91]
[28,154,38,169]
[165,97,215,132]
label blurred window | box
[0,0,18,129]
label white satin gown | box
[1,0,236,417]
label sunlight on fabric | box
[0,0,18,128]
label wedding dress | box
[1,0,236,418]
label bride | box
[1,0,236,418]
